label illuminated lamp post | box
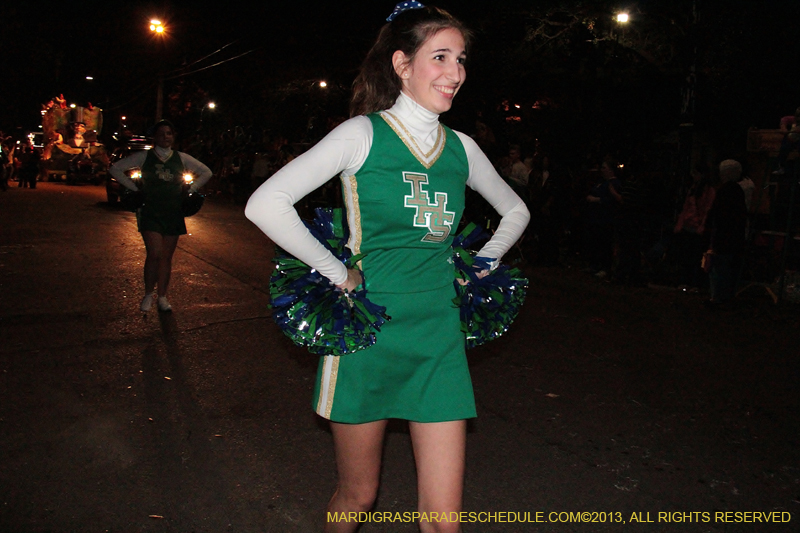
[149,19,165,34]
[200,101,216,124]
[614,12,629,43]
[149,19,167,121]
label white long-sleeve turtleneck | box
[109,146,213,192]
[386,90,442,146]
[245,92,529,286]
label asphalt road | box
[1,182,798,532]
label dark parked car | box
[105,136,152,204]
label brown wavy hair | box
[349,7,472,117]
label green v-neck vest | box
[343,113,469,293]
[141,149,185,211]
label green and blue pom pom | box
[270,211,527,355]
[452,222,528,349]
[269,208,389,356]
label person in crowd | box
[611,158,650,285]
[501,143,530,194]
[0,134,9,192]
[528,153,561,266]
[673,161,715,291]
[584,155,622,278]
[109,120,212,313]
[772,107,800,227]
[705,159,748,306]
[738,167,756,241]
[229,149,250,204]
[4,139,16,185]
[244,4,529,532]
[250,152,270,190]
[471,118,496,160]
[16,143,40,189]
[739,172,755,213]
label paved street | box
[1,182,798,532]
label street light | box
[149,19,165,34]
[200,102,216,127]
[614,13,630,43]
[149,18,167,120]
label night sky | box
[3,1,800,155]
[1,2,392,130]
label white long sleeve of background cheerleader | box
[108,147,213,192]
[245,92,530,286]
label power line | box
[163,48,259,80]
[161,40,239,78]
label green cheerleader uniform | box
[137,150,187,236]
[313,112,476,423]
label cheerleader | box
[246,4,529,531]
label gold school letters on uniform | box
[155,164,174,182]
[403,171,454,243]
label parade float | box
[41,95,109,184]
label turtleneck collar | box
[154,145,173,161]
[387,92,441,148]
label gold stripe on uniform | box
[315,360,326,414]
[324,357,339,419]
[345,174,363,268]
[316,355,341,419]
[380,111,446,170]
[315,173,362,419]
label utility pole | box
[156,77,163,122]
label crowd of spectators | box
[463,123,759,306]
[5,109,793,306]
[0,132,44,190]
[130,118,773,305]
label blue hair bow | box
[386,1,425,22]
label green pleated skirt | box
[313,283,476,423]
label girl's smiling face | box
[393,28,466,115]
